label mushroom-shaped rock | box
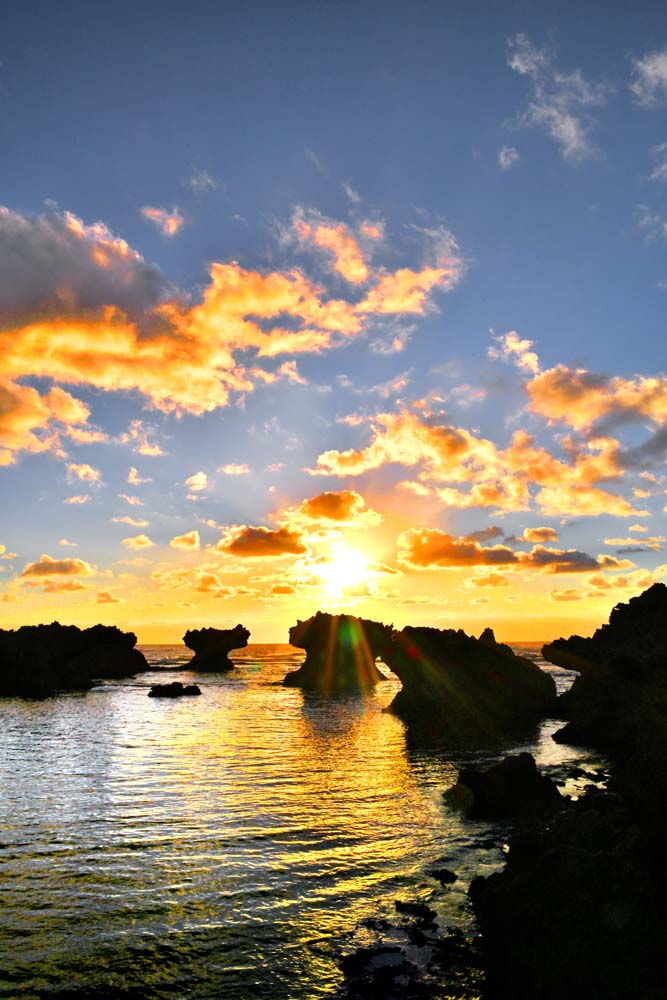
[444,752,564,821]
[284,612,392,693]
[183,624,250,671]
[384,625,556,743]
[0,622,149,698]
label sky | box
[1,0,667,642]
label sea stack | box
[283,611,392,693]
[0,622,149,698]
[384,625,556,742]
[183,624,250,670]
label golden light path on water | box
[0,645,603,998]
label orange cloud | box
[97,590,121,603]
[527,366,667,431]
[140,206,185,237]
[121,534,153,549]
[128,467,151,485]
[218,525,307,557]
[218,463,249,475]
[42,579,88,593]
[185,472,208,492]
[522,526,559,543]
[294,216,370,283]
[64,494,90,505]
[22,553,94,576]
[488,331,541,374]
[0,379,92,466]
[170,530,200,550]
[67,462,101,482]
[119,494,143,506]
[282,489,382,527]
[398,527,631,574]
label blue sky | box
[1,1,666,640]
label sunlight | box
[317,545,372,597]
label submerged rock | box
[444,752,564,821]
[0,622,149,698]
[183,624,250,671]
[284,612,392,693]
[384,626,556,743]
[148,681,201,698]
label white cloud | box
[650,142,667,182]
[507,34,609,162]
[498,145,520,170]
[187,168,218,193]
[630,49,667,107]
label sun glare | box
[318,545,372,597]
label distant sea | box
[0,645,604,999]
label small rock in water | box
[148,681,201,698]
[425,867,458,885]
[394,899,437,925]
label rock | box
[183,624,250,671]
[469,788,667,999]
[148,681,201,698]
[0,622,149,698]
[384,626,556,743]
[283,612,392,693]
[425,867,458,885]
[443,752,564,821]
[394,899,437,925]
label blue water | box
[0,644,604,998]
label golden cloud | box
[64,494,90,505]
[121,534,153,550]
[140,206,185,237]
[522,526,559,543]
[22,553,94,577]
[185,472,209,492]
[282,489,382,528]
[97,590,121,603]
[67,462,101,482]
[218,463,250,475]
[170,530,200,550]
[112,515,149,527]
[218,525,307,557]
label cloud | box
[281,489,382,527]
[550,588,582,601]
[649,142,667,182]
[58,538,77,547]
[140,206,185,237]
[470,572,510,587]
[507,34,609,161]
[119,420,165,456]
[170,530,200,550]
[112,515,149,527]
[121,534,153,549]
[311,410,643,517]
[97,591,121,603]
[185,471,209,492]
[342,182,362,204]
[188,168,218,193]
[128,467,151,485]
[271,583,297,595]
[397,528,630,574]
[630,48,667,106]
[64,494,90,505]
[67,462,101,483]
[119,494,144,506]
[218,463,249,475]
[488,330,541,373]
[522,526,559,543]
[41,579,88,593]
[498,145,520,170]
[217,525,307,557]
[0,205,464,444]
[22,553,94,577]
[293,212,370,283]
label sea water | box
[0,645,604,998]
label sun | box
[318,544,372,597]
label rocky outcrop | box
[284,612,392,693]
[148,681,201,698]
[384,626,556,743]
[0,622,149,698]
[469,788,667,999]
[444,752,564,821]
[183,624,250,670]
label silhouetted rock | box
[0,622,148,698]
[443,752,564,821]
[425,867,458,885]
[283,612,392,693]
[183,624,250,670]
[470,788,667,999]
[148,681,201,698]
[394,899,437,925]
[384,626,556,743]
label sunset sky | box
[2,2,667,642]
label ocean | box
[0,644,604,998]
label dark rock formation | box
[470,788,667,1000]
[443,752,564,821]
[0,622,148,698]
[284,612,392,693]
[148,681,201,698]
[183,624,250,671]
[384,626,556,743]
[425,867,458,885]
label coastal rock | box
[0,622,149,698]
[384,626,556,743]
[283,612,392,693]
[183,624,250,671]
[469,788,667,999]
[443,752,564,821]
[148,681,201,698]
